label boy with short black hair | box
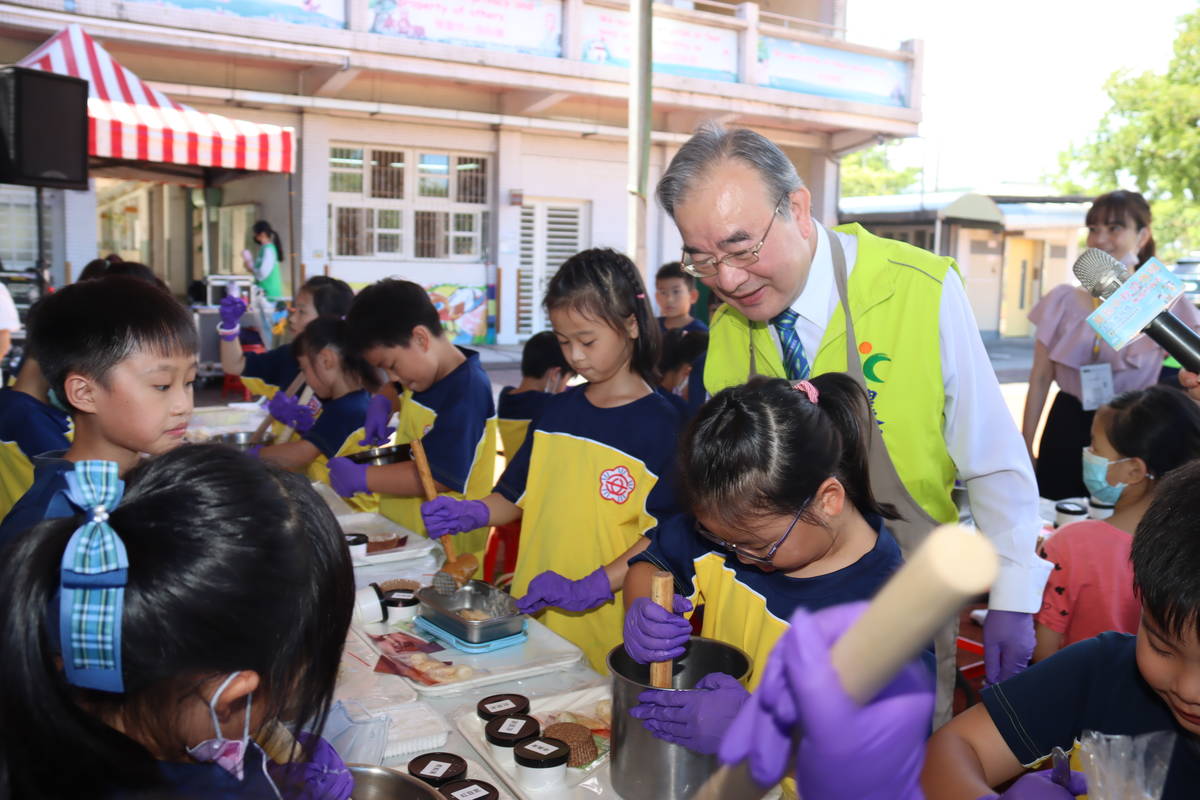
[655,262,708,333]
[496,331,572,462]
[0,277,197,546]
[921,458,1200,799]
[329,278,497,562]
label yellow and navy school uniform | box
[303,389,377,512]
[630,513,906,689]
[380,348,497,564]
[497,386,684,672]
[0,450,74,549]
[0,388,70,519]
[239,344,300,399]
[496,386,553,463]
[657,317,709,334]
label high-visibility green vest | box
[704,223,960,525]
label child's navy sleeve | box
[243,345,298,387]
[303,407,351,460]
[495,430,532,503]
[422,401,487,494]
[980,633,1123,766]
[628,515,706,600]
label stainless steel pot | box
[608,637,751,800]
[211,431,260,451]
[347,764,441,800]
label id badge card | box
[1080,363,1115,411]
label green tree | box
[840,142,922,197]
[1063,9,1200,262]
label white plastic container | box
[513,737,569,792]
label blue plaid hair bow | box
[58,461,127,693]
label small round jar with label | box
[345,533,368,560]
[438,778,500,800]
[407,752,467,788]
[513,736,570,792]
[475,693,530,722]
[484,713,540,761]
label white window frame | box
[327,144,490,262]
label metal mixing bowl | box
[348,764,441,800]
[211,431,260,452]
[349,444,411,466]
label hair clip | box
[58,461,128,693]
[793,380,819,404]
[635,293,646,299]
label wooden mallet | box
[691,524,999,800]
[411,438,479,595]
[650,571,676,688]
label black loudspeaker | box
[0,66,89,190]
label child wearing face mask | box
[1032,385,1200,661]
[0,445,355,799]
[621,374,924,761]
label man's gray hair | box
[656,122,805,218]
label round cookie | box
[543,721,597,767]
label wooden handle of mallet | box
[649,571,675,689]
[274,385,314,444]
[692,524,998,800]
[410,438,458,560]
[251,374,305,444]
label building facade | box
[1,0,922,343]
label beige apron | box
[747,233,958,726]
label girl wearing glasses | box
[623,373,918,755]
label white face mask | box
[184,671,283,800]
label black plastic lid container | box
[438,778,500,800]
[475,693,529,721]
[484,714,540,747]
[407,752,467,787]
[514,736,570,769]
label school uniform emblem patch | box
[599,466,635,504]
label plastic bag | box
[1078,729,1175,800]
[320,699,390,765]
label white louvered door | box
[516,201,590,335]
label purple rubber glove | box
[267,731,354,800]
[328,457,369,498]
[719,602,933,799]
[516,567,613,614]
[983,610,1035,684]
[622,594,693,664]
[978,768,1087,799]
[630,672,749,755]
[218,295,247,340]
[268,392,316,433]
[420,496,490,539]
[359,393,396,447]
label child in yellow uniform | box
[622,374,918,757]
[327,279,497,564]
[422,248,684,672]
[255,318,380,511]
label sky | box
[844,0,1198,193]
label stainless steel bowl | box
[417,580,524,643]
[349,444,412,467]
[211,431,260,451]
[348,764,442,800]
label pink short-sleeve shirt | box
[1028,283,1200,399]
[1036,519,1140,647]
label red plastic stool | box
[957,635,985,681]
[484,520,522,588]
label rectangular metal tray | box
[416,580,524,644]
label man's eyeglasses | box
[694,503,807,566]
[680,191,789,279]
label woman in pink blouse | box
[1023,190,1200,499]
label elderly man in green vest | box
[657,124,1051,711]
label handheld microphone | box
[1073,248,1200,373]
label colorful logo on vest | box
[859,341,891,383]
[599,466,636,504]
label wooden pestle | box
[649,571,676,688]
[250,374,305,445]
[411,438,479,592]
[691,524,999,800]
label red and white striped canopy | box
[18,25,295,173]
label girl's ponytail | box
[808,373,898,521]
[680,374,897,530]
[544,248,661,383]
[296,316,382,392]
